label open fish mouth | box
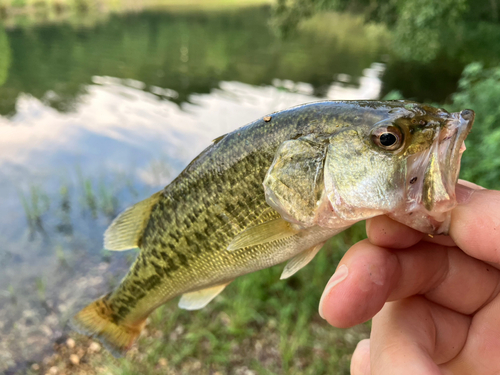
[437,109,475,206]
[399,109,474,233]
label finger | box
[418,245,500,314]
[370,297,470,375]
[422,233,457,247]
[366,215,424,249]
[441,293,500,374]
[351,339,371,375]
[457,179,485,190]
[450,189,500,266]
[319,239,400,327]
[319,240,500,327]
[367,216,457,247]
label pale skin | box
[318,180,500,375]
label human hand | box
[318,181,500,374]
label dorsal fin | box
[104,191,162,251]
[226,218,299,251]
[280,242,325,280]
[178,282,231,310]
[212,133,227,144]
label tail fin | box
[70,295,146,357]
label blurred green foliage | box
[0,26,11,87]
[0,0,272,28]
[390,0,468,63]
[273,0,500,64]
[448,63,500,190]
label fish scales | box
[109,102,365,323]
[71,101,474,356]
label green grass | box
[18,185,50,237]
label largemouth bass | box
[71,100,474,355]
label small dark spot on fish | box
[194,231,206,242]
[135,290,146,299]
[177,252,189,266]
[410,177,418,184]
[264,116,272,122]
[151,261,164,276]
[166,257,179,271]
[144,274,162,290]
[409,212,413,215]
[159,238,167,248]
[169,231,180,242]
[117,306,130,317]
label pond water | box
[0,5,476,373]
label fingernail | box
[319,264,348,319]
[456,184,476,204]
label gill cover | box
[263,128,405,229]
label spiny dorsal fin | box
[178,282,231,310]
[212,133,227,144]
[280,242,325,280]
[104,191,162,251]
[226,218,299,251]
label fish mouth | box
[398,109,474,234]
[428,108,475,213]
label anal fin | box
[280,242,325,280]
[227,218,299,251]
[178,282,231,310]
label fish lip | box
[438,109,475,202]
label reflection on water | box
[0,8,389,118]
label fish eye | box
[372,126,404,151]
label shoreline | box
[0,0,273,28]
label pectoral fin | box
[227,218,299,251]
[280,242,325,280]
[104,191,162,251]
[178,282,231,310]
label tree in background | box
[449,63,500,189]
[273,0,500,64]
[0,26,11,87]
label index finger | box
[450,188,500,266]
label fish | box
[70,100,474,356]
